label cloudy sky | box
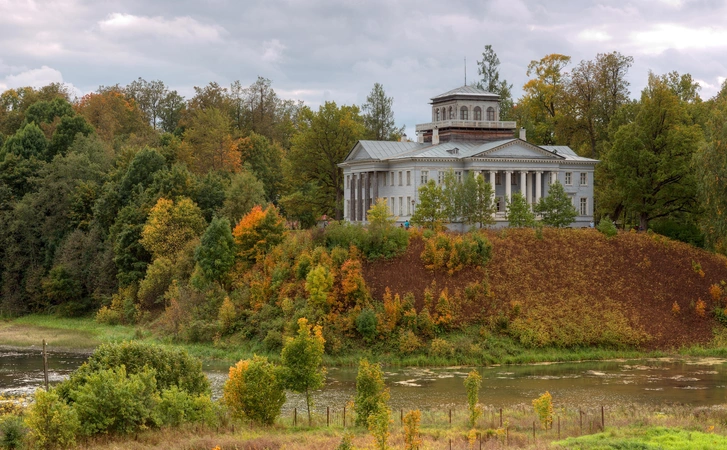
[1,0,726,133]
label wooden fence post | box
[449,408,452,425]
[400,409,403,425]
[294,408,297,427]
[343,406,346,428]
[500,408,503,427]
[601,406,605,430]
[327,406,329,427]
[579,409,583,435]
[42,339,49,391]
[557,416,560,439]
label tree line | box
[0,45,725,318]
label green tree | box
[140,197,207,261]
[159,90,186,133]
[558,52,633,158]
[219,170,266,225]
[535,181,577,227]
[287,102,365,220]
[695,81,727,253]
[281,317,326,426]
[181,107,240,174]
[238,132,283,202]
[223,356,286,425]
[520,54,572,144]
[601,73,703,230]
[305,264,334,315]
[48,115,95,159]
[476,45,514,120]
[125,78,167,130]
[441,169,463,223]
[410,180,446,229]
[194,216,235,284]
[355,359,390,426]
[464,370,482,428]
[362,83,403,141]
[461,173,495,228]
[25,97,74,125]
[368,402,391,450]
[506,192,535,227]
[24,388,79,450]
[2,122,48,159]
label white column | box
[551,171,558,185]
[489,170,497,207]
[535,171,542,204]
[520,171,527,201]
[524,171,531,206]
[505,171,512,203]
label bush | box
[398,330,422,354]
[324,221,409,260]
[156,386,216,427]
[532,391,554,430]
[25,389,79,450]
[430,338,454,358]
[421,232,492,274]
[597,217,618,237]
[57,341,209,400]
[1,416,26,450]
[223,356,286,425]
[354,359,389,427]
[69,365,159,436]
[356,308,378,343]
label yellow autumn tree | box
[232,205,286,265]
[140,197,207,260]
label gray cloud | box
[1,0,725,134]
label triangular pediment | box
[346,142,372,161]
[472,140,564,159]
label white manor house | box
[339,85,598,227]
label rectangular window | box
[406,171,411,186]
[580,198,588,215]
[455,171,462,183]
[382,173,386,186]
[407,196,411,215]
[398,171,402,186]
[580,172,587,186]
[565,172,572,185]
[399,197,403,216]
[390,172,394,186]
[511,174,517,185]
[496,197,504,212]
[438,171,445,184]
[495,172,501,185]
[421,170,429,184]
[390,197,394,214]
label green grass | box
[553,426,727,449]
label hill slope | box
[363,228,727,350]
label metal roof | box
[431,85,499,101]
[540,146,600,162]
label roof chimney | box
[432,127,439,145]
[519,127,526,141]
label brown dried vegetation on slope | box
[363,228,727,350]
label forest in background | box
[0,45,726,352]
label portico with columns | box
[339,85,598,227]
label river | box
[2,348,726,413]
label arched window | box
[449,106,453,119]
[473,106,482,121]
[487,106,495,121]
[460,106,468,120]
[436,109,440,121]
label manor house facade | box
[339,85,598,227]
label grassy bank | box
[64,402,727,449]
[5,314,727,367]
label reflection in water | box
[2,349,726,413]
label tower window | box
[460,106,468,120]
[449,106,454,119]
[487,106,495,121]
[436,109,440,121]
[473,106,482,121]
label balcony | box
[415,120,517,132]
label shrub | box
[354,359,390,427]
[421,232,492,274]
[429,338,454,358]
[597,216,618,237]
[25,389,79,450]
[157,386,216,427]
[1,416,26,450]
[695,298,706,317]
[532,391,553,430]
[218,297,237,335]
[710,284,724,303]
[398,330,422,354]
[464,370,482,428]
[69,365,159,436]
[356,308,378,343]
[368,404,391,450]
[403,409,422,450]
[672,301,681,316]
[57,341,208,400]
[223,356,286,425]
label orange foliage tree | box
[181,107,241,174]
[232,205,286,265]
[75,87,150,142]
